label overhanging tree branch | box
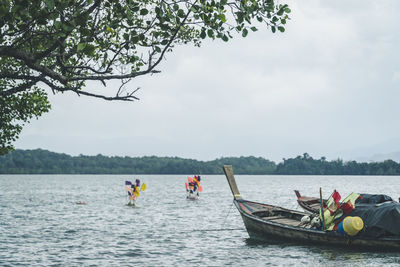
[0,0,290,154]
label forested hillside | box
[0,149,275,174]
[1,150,400,175]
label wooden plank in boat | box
[299,197,316,201]
[263,216,285,220]
[270,218,300,226]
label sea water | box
[1,174,399,266]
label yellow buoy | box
[342,216,364,236]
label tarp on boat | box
[356,194,393,205]
[347,201,400,238]
[323,192,400,237]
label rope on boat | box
[220,200,235,229]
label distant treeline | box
[1,150,400,175]
[0,149,275,174]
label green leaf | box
[219,13,226,23]
[77,43,86,52]
[155,46,161,52]
[190,6,198,13]
[62,23,73,31]
[0,5,7,17]
[75,14,88,26]
[132,5,140,12]
[250,27,258,32]
[271,26,276,33]
[131,36,139,44]
[177,9,185,18]
[222,35,229,42]
[207,29,214,38]
[242,28,248,37]
[236,12,244,23]
[278,26,285,32]
[44,0,55,10]
[54,21,61,29]
[200,29,206,39]
[83,44,96,56]
[140,8,149,16]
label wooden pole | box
[223,165,242,200]
[320,187,326,230]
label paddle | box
[140,183,146,192]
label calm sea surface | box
[1,174,399,266]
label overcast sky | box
[15,0,400,163]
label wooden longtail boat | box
[294,190,325,213]
[223,165,400,250]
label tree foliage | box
[0,0,290,154]
[1,149,400,175]
[0,88,50,155]
[275,153,400,175]
[0,149,277,174]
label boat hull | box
[235,200,400,250]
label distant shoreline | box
[1,149,400,175]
